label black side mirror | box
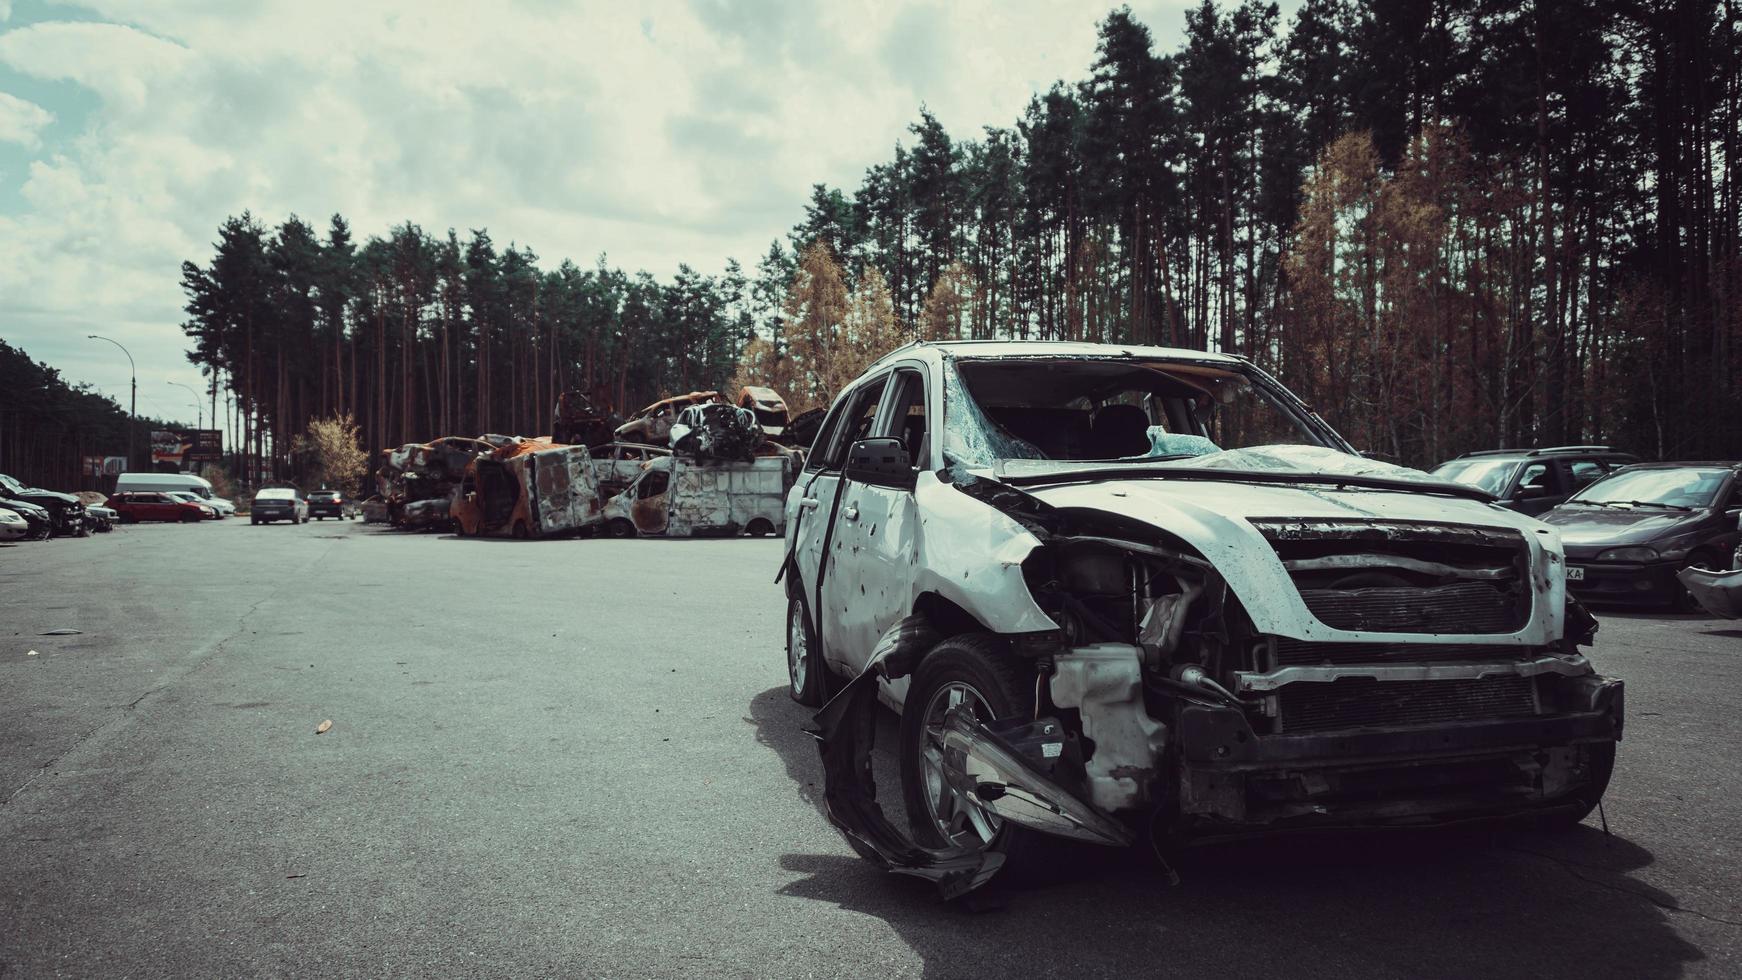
[845,437,916,491]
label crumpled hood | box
[18,487,79,506]
[1539,506,1702,548]
[1023,473,1562,645]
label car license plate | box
[1567,566,1586,581]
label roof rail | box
[1456,449,1522,458]
[1526,445,1615,456]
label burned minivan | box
[783,341,1622,896]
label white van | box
[115,472,215,499]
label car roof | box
[870,339,1246,369]
[1450,446,1635,461]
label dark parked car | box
[1541,461,1742,609]
[251,487,308,525]
[1432,446,1638,516]
[107,491,208,523]
[307,490,351,520]
[0,472,88,536]
[0,498,51,539]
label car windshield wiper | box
[1623,500,1694,511]
[1566,499,1620,508]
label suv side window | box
[876,368,930,469]
[1568,459,1608,490]
[810,375,889,472]
[1516,463,1553,495]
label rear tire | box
[899,635,1049,878]
[745,518,775,537]
[606,518,635,538]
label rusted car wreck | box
[785,341,1623,897]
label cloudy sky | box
[0,0,1205,423]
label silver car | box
[789,340,1622,895]
[251,488,308,525]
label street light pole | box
[167,382,203,429]
[87,335,136,472]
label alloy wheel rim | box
[918,681,1001,848]
[787,604,808,694]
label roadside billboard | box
[187,429,222,461]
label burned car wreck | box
[786,341,1623,897]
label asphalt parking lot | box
[1,520,1738,978]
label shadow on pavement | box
[747,686,1706,980]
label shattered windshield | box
[1431,458,1519,495]
[940,356,1331,468]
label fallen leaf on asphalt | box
[286,873,307,879]
[38,629,81,636]
[26,650,39,656]
[315,720,333,734]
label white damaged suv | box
[782,341,1621,895]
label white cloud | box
[0,90,51,146]
[0,0,1196,398]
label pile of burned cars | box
[786,341,1622,896]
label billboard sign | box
[187,429,223,462]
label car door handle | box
[842,504,859,522]
[799,497,820,510]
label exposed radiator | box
[1298,581,1520,634]
[1277,676,1539,734]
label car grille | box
[1277,676,1539,734]
[1298,581,1520,634]
[1274,638,1535,666]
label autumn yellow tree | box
[293,413,368,492]
[919,261,979,341]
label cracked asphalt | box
[1,519,1739,978]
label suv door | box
[786,373,888,675]
[1511,461,1565,516]
[820,366,927,675]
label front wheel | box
[1533,742,1617,829]
[898,635,1038,859]
[605,518,636,539]
[745,518,775,538]
[786,596,830,706]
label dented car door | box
[787,373,888,675]
[822,366,928,677]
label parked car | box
[0,498,51,539]
[360,494,390,524]
[451,443,604,538]
[205,496,237,517]
[307,490,352,520]
[615,390,722,445]
[590,441,671,497]
[0,508,29,541]
[0,472,87,536]
[107,491,208,523]
[164,491,221,519]
[84,504,117,533]
[1431,446,1638,516]
[1541,461,1741,609]
[603,454,791,537]
[114,472,215,498]
[791,341,1621,894]
[251,487,308,525]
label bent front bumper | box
[1171,675,1623,830]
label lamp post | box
[87,335,136,472]
[167,381,203,429]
